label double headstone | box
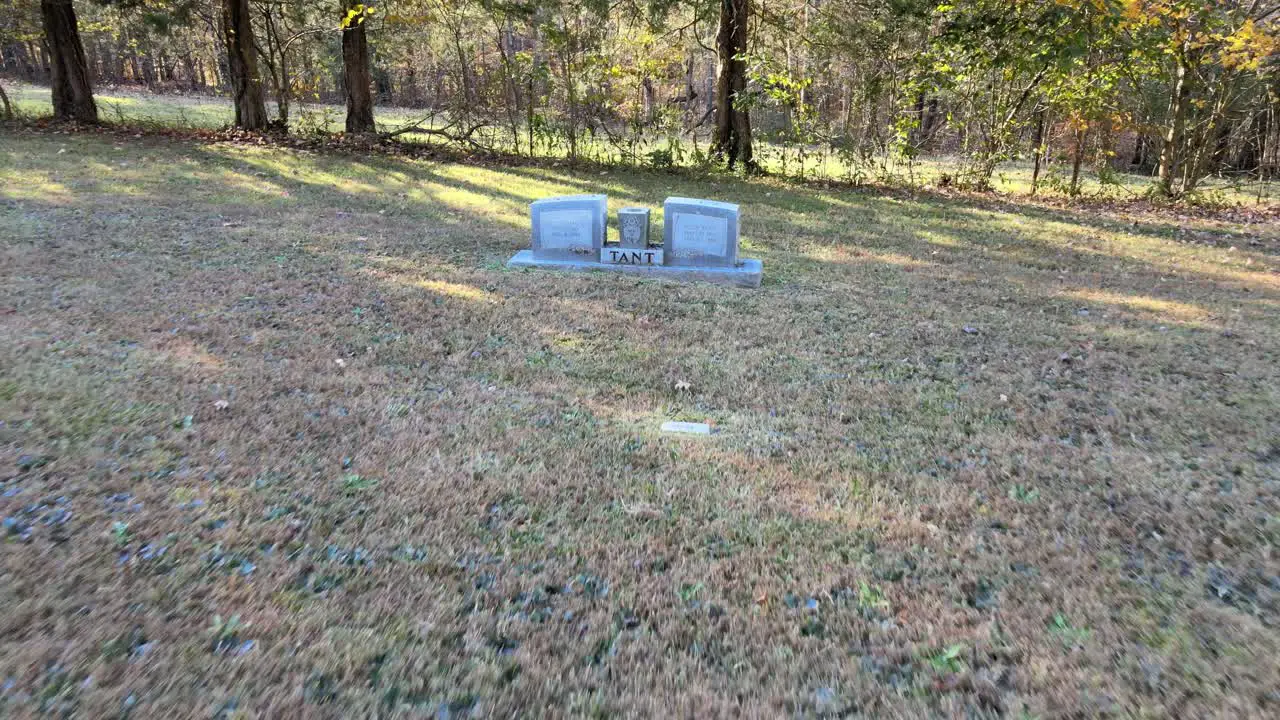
[510,193,760,287]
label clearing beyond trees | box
[2,127,1280,716]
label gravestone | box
[529,194,607,260]
[509,193,761,288]
[663,197,739,267]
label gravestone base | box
[507,250,762,288]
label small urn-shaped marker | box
[617,207,651,249]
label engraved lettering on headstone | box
[601,247,663,265]
[672,213,729,257]
[539,209,592,249]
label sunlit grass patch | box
[1065,288,1217,325]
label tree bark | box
[710,0,756,171]
[221,0,268,130]
[1030,107,1046,196]
[342,3,375,134]
[494,19,522,154]
[40,0,97,123]
[1157,47,1189,196]
[1070,126,1086,196]
[259,7,290,125]
[0,81,12,120]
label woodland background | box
[4,1,1278,199]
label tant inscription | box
[601,247,664,265]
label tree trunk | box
[181,54,198,91]
[0,81,12,120]
[41,0,97,123]
[642,76,655,124]
[221,0,267,130]
[9,42,34,81]
[1070,126,1086,196]
[1156,48,1188,196]
[342,3,375,134]
[909,90,926,146]
[494,19,521,154]
[1130,134,1146,168]
[259,7,288,125]
[98,38,116,84]
[29,40,51,83]
[1030,108,1046,196]
[684,54,697,114]
[710,0,755,171]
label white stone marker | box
[663,197,739,267]
[529,194,607,260]
[660,421,712,435]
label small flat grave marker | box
[660,421,712,435]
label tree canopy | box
[2,0,1277,196]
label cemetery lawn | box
[3,127,1280,717]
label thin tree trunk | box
[1030,107,1046,196]
[181,54,198,91]
[1131,134,1146,168]
[494,18,521,154]
[710,0,755,171]
[28,40,51,83]
[642,76,655,124]
[909,90,926,146]
[221,0,267,130]
[128,49,141,84]
[98,38,116,84]
[41,0,97,123]
[0,82,12,120]
[684,54,696,113]
[1157,48,1189,196]
[1070,126,1086,195]
[342,2,375,134]
[12,42,34,81]
[260,7,289,125]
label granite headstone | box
[662,197,739,267]
[529,194,607,260]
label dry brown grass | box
[2,127,1279,718]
